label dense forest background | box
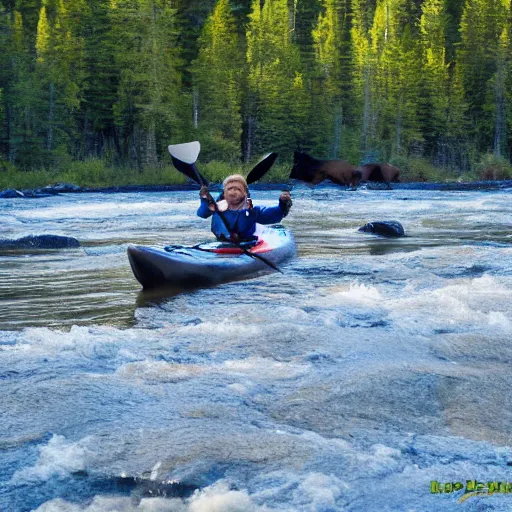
[0,0,511,179]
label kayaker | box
[197,174,292,243]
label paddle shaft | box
[168,144,283,273]
[193,164,283,274]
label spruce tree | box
[192,0,243,162]
[111,0,182,169]
[245,0,305,160]
[312,0,355,159]
[457,0,510,153]
[369,0,422,158]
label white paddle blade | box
[168,141,200,164]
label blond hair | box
[222,174,248,193]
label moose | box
[358,163,400,188]
[290,151,400,189]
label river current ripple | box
[1,184,512,511]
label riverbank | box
[2,152,512,194]
[2,179,512,199]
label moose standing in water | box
[290,151,400,189]
[358,163,400,188]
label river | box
[1,184,512,511]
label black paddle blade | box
[243,248,282,273]
[168,141,209,186]
[246,152,278,184]
[170,155,201,184]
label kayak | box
[127,224,295,290]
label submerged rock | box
[0,188,24,198]
[0,183,84,199]
[0,234,80,250]
[39,182,83,194]
[358,221,405,238]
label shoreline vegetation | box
[2,153,512,193]
[3,0,512,181]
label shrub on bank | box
[390,156,467,182]
[0,159,189,190]
[2,153,512,191]
[474,153,512,180]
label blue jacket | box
[197,198,286,240]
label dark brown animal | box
[290,152,362,189]
[358,163,400,189]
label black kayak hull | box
[127,225,295,289]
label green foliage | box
[457,0,510,153]
[194,131,241,164]
[0,167,53,190]
[192,0,243,161]
[1,0,512,182]
[474,153,512,180]
[245,0,306,158]
[200,160,237,183]
[0,159,188,189]
[390,155,461,181]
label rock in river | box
[358,221,405,237]
[0,234,80,250]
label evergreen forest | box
[1,0,511,182]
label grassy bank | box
[1,154,511,190]
[0,158,294,190]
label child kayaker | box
[197,174,292,243]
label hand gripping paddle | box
[168,142,282,273]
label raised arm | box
[197,186,214,218]
[254,192,292,224]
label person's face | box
[224,182,246,208]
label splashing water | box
[1,186,512,511]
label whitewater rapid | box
[1,185,512,511]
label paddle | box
[168,141,205,185]
[168,142,282,273]
[246,152,278,184]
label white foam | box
[487,311,511,328]
[34,482,266,512]
[389,274,512,334]
[150,461,162,481]
[189,481,267,512]
[12,435,92,482]
[117,361,204,383]
[4,325,168,359]
[221,357,309,380]
[292,473,346,510]
[34,496,186,511]
[227,383,249,394]
[16,202,183,220]
[116,357,308,384]
[321,282,382,305]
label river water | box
[1,184,512,511]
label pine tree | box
[369,0,422,158]
[245,0,305,160]
[312,0,355,159]
[111,0,182,169]
[0,3,10,159]
[8,7,48,168]
[457,0,510,153]
[490,24,511,156]
[192,0,243,162]
[418,0,450,161]
[351,0,377,156]
[79,0,120,159]
[32,0,85,162]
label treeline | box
[0,0,511,173]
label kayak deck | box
[128,225,295,289]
